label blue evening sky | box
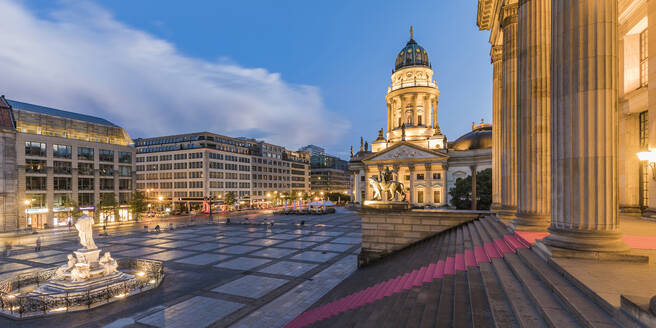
[21,0,492,159]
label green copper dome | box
[394,28,431,72]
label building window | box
[25,142,46,157]
[99,149,114,162]
[416,173,424,180]
[405,175,410,181]
[79,163,94,176]
[100,179,114,190]
[78,193,94,206]
[53,161,72,175]
[119,192,131,204]
[53,193,71,208]
[26,176,46,190]
[25,159,46,173]
[118,152,132,164]
[119,179,132,190]
[434,190,441,203]
[418,115,422,126]
[640,111,648,150]
[433,172,441,180]
[53,145,72,159]
[99,164,114,176]
[640,29,648,88]
[119,166,131,177]
[417,190,424,203]
[78,147,94,161]
[78,178,94,191]
[25,194,46,208]
[53,177,72,190]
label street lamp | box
[638,151,656,180]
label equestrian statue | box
[368,167,406,202]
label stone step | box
[463,223,494,327]
[516,247,621,328]
[436,229,457,328]
[475,219,549,328]
[469,220,518,328]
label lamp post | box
[638,151,656,181]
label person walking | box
[35,237,41,252]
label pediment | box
[364,143,447,162]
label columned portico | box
[542,0,628,252]
[491,45,503,212]
[512,0,551,231]
[498,1,518,221]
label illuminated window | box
[640,111,648,150]
[434,190,441,203]
[417,190,424,203]
[640,29,648,87]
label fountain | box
[0,215,164,318]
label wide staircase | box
[285,216,644,328]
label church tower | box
[373,27,443,153]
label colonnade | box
[490,0,628,252]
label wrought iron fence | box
[0,258,164,318]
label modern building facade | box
[349,29,492,208]
[309,153,350,193]
[135,133,310,209]
[0,97,136,230]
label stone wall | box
[358,208,489,267]
[0,129,17,232]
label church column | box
[425,163,432,203]
[512,0,551,231]
[386,103,392,134]
[352,171,359,203]
[471,165,478,210]
[498,1,519,222]
[408,165,415,204]
[491,45,503,212]
[363,167,369,201]
[542,0,628,252]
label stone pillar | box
[512,0,551,231]
[498,1,519,221]
[471,165,478,210]
[491,45,503,212]
[408,165,415,204]
[543,0,628,252]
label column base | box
[496,206,516,225]
[619,205,642,216]
[510,214,550,232]
[490,203,502,214]
[534,238,648,263]
[541,227,630,253]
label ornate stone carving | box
[75,215,96,250]
[368,167,406,201]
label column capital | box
[424,163,432,171]
[501,2,518,27]
[490,45,503,64]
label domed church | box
[349,27,492,208]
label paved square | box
[291,251,338,263]
[245,238,282,247]
[313,243,354,252]
[174,253,233,265]
[214,257,272,270]
[276,241,318,249]
[258,260,318,277]
[155,240,201,248]
[183,243,222,252]
[137,296,244,328]
[146,250,197,261]
[331,237,362,244]
[217,245,261,254]
[114,247,163,257]
[217,237,253,244]
[250,247,298,259]
[212,275,289,298]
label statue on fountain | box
[53,214,118,282]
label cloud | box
[0,0,349,148]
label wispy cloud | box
[0,0,349,148]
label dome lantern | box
[394,26,431,72]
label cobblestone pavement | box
[0,208,360,328]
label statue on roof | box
[350,145,353,157]
[364,141,368,151]
[360,137,364,152]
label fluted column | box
[512,0,551,231]
[499,2,518,221]
[491,45,503,212]
[543,0,628,252]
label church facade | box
[349,29,492,208]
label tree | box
[129,191,148,221]
[224,192,237,209]
[448,168,492,210]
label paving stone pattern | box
[0,208,361,328]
